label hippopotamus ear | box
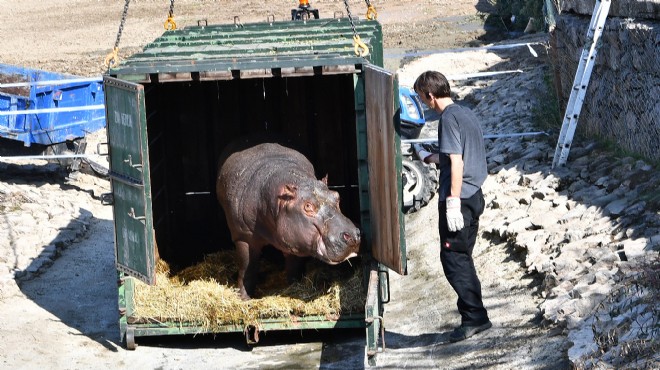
[321,174,328,185]
[278,184,298,201]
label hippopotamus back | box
[216,142,360,299]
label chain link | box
[105,0,131,69]
[343,0,358,37]
[342,0,370,56]
[164,0,177,30]
[114,0,131,49]
[168,0,175,17]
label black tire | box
[82,158,109,178]
[401,158,439,214]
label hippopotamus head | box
[274,176,360,264]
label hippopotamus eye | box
[304,202,317,215]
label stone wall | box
[560,0,660,19]
[550,9,660,162]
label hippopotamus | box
[216,142,361,300]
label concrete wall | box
[550,3,660,161]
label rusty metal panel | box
[363,65,406,275]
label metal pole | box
[0,154,94,160]
[384,42,544,59]
[0,104,105,116]
[402,131,549,144]
[0,77,102,88]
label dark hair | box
[413,71,451,99]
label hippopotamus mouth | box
[315,234,359,264]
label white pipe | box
[0,77,102,88]
[0,154,93,160]
[0,104,105,116]
[385,42,543,59]
[446,69,524,81]
[402,131,548,143]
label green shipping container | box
[103,17,406,363]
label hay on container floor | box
[131,250,365,332]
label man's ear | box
[321,174,328,185]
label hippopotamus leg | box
[236,241,263,300]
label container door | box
[363,64,407,275]
[103,76,156,285]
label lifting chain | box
[104,0,131,69]
[164,0,177,30]
[342,0,370,57]
[364,0,377,20]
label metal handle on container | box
[365,315,386,354]
[124,154,143,170]
[128,207,146,224]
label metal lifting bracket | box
[552,0,611,168]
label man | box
[412,71,491,342]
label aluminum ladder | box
[552,0,611,168]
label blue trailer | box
[0,63,105,148]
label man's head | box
[413,71,451,101]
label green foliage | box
[489,0,547,31]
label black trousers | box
[438,188,489,326]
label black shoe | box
[449,321,492,342]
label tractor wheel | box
[401,158,438,214]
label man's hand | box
[412,143,432,162]
[446,196,464,232]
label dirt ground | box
[1,0,499,76]
[0,1,570,369]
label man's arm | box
[445,153,465,232]
[448,153,463,198]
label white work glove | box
[446,196,464,232]
[412,143,432,162]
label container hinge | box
[108,171,144,188]
[365,315,386,355]
[101,192,114,205]
[97,142,109,156]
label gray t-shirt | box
[437,104,487,199]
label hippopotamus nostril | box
[342,228,361,245]
[342,232,353,243]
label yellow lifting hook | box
[104,47,120,68]
[164,14,177,30]
[353,35,370,57]
[366,5,377,20]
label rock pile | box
[0,160,109,299]
[399,38,658,367]
[465,53,659,368]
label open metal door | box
[363,64,407,275]
[103,76,156,285]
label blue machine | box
[398,85,425,139]
[0,63,105,148]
